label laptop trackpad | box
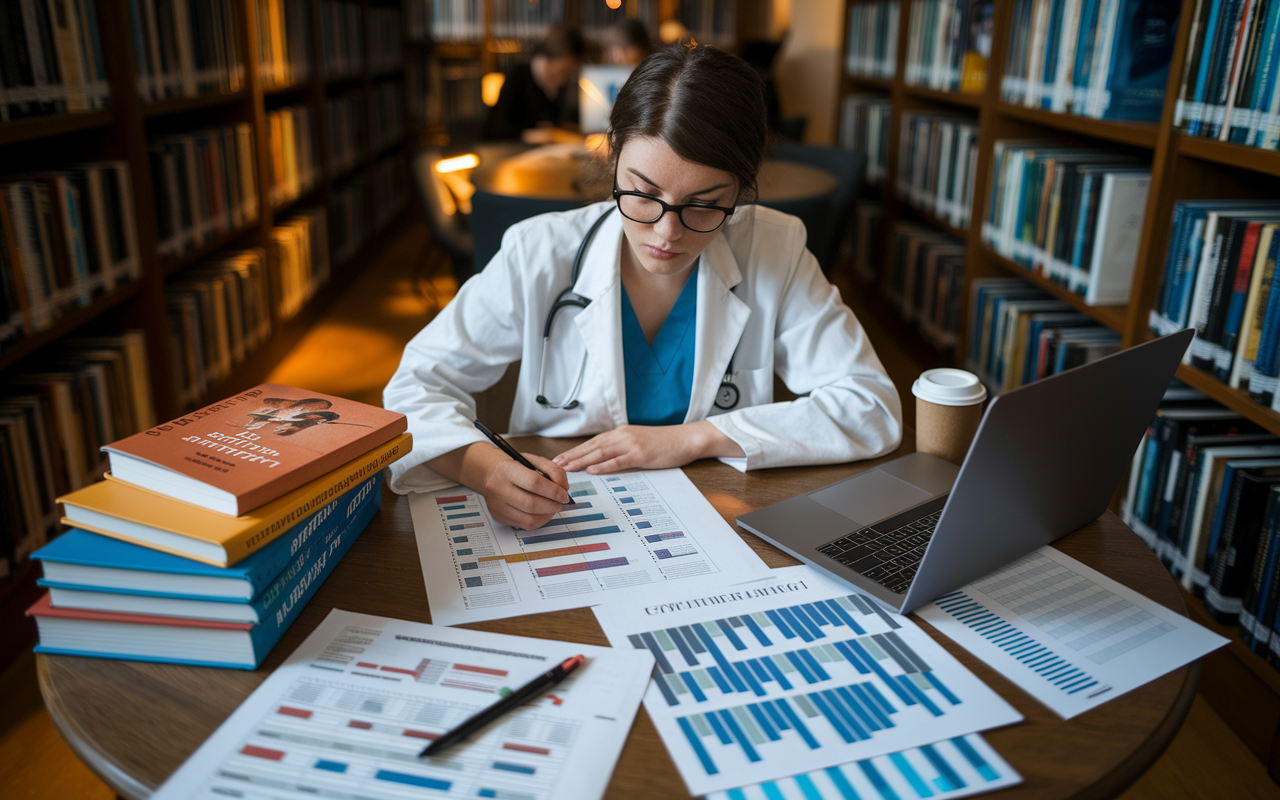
[808,469,933,526]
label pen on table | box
[473,419,575,505]
[419,654,586,758]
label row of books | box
[330,176,369,266]
[2,331,155,578]
[166,251,272,407]
[1122,394,1280,668]
[151,124,259,261]
[853,200,886,286]
[904,0,993,94]
[0,0,109,119]
[369,82,407,156]
[896,111,980,230]
[981,141,1150,306]
[409,56,486,125]
[967,277,1121,392]
[580,1,659,44]
[256,0,312,90]
[675,0,737,48]
[127,0,245,104]
[1148,201,1280,409]
[326,92,367,178]
[1174,0,1280,150]
[30,384,408,668]
[267,104,319,209]
[882,222,967,352]
[845,1,900,80]
[318,0,364,80]
[272,207,330,322]
[426,0,484,43]
[838,95,891,186]
[490,0,565,40]
[372,154,411,231]
[0,162,141,347]
[1000,0,1179,121]
[369,7,405,76]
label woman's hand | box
[427,443,571,529]
[552,421,744,474]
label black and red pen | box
[419,654,587,757]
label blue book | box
[30,484,383,670]
[1072,0,1104,111]
[1188,0,1229,135]
[33,474,381,603]
[1249,1,1280,145]
[1041,0,1066,109]
[1252,243,1280,379]
[1101,0,1182,121]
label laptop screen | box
[579,65,633,134]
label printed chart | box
[593,566,1023,795]
[917,546,1226,718]
[410,468,771,625]
[705,733,1020,800]
[152,610,654,800]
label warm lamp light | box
[606,0,622,8]
[482,72,505,106]
[585,133,609,158]
[434,153,480,174]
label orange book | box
[102,384,407,516]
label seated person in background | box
[386,45,902,528]
[483,28,585,143]
[602,19,654,67]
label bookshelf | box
[838,0,1280,772]
[0,0,413,668]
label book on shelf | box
[982,141,1150,305]
[330,175,369,265]
[166,250,272,407]
[490,0,566,39]
[1206,464,1280,625]
[0,161,141,344]
[37,473,381,623]
[1148,201,1280,398]
[255,0,312,90]
[0,0,110,120]
[317,0,364,80]
[839,95,891,186]
[426,0,484,43]
[1002,0,1180,120]
[853,200,885,285]
[846,1,900,80]
[368,6,405,75]
[897,111,981,228]
[126,0,244,104]
[101,383,406,518]
[267,105,319,209]
[883,222,967,351]
[1175,0,1280,149]
[30,483,382,669]
[2,331,156,579]
[61,430,409,564]
[904,0,992,93]
[326,91,367,179]
[1241,483,1280,652]
[676,0,737,48]
[150,123,258,261]
[271,207,330,321]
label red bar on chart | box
[240,745,285,761]
[503,742,551,755]
[404,729,440,740]
[277,706,312,719]
[454,663,508,676]
[348,720,374,729]
[436,495,468,504]
[535,556,629,578]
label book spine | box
[1241,486,1280,649]
[1206,474,1270,624]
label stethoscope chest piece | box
[715,381,739,410]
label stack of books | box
[150,124,259,261]
[0,0,110,119]
[271,208,330,322]
[28,384,410,669]
[883,222,967,352]
[839,95,892,186]
[126,0,245,104]
[845,1,901,80]
[904,0,995,93]
[256,0,313,91]
[267,105,320,209]
[897,111,980,229]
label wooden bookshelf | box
[838,0,1280,774]
[0,110,115,147]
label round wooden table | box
[38,433,1198,799]
[470,141,839,203]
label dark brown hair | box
[608,44,768,201]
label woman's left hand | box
[552,420,744,474]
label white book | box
[1053,0,1084,112]
[1219,0,1260,141]
[1085,170,1151,305]
[1183,210,1227,363]
[1088,0,1122,118]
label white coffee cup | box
[911,368,987,465]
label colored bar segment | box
[518,525,622,545]
[375,771,452,791]
[479,542,610,564]
[492,762,536,775]
[679,717,719,775]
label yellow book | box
[58,432,410,566]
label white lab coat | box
[384,201,902,493]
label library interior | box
[4,1,1280,799]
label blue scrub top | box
[621,267,698,426]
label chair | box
[756,191,837,274]
[469,190,583,273]
[770,141,868,274]
[412,149,475,280]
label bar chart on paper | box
[410,468,771,625]
[917,546,1227,719]
[594,566,1023,795]
[152,611,655,800]
[705,733,1021,800]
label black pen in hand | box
[419,654,586,757]
[473,419,575,507]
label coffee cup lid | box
[912,368,987,407]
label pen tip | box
[563,654,586,672]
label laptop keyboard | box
[816,511,942,595]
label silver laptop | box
[737,329,1194,613]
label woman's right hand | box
[427,443,571,529]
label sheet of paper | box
[152,609,655,800]
[410,467,771,625]
[706,733,1021,800]
[591,565,1023,796]
[916,546,1229,719]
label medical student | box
[384,44,902,528]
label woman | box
[385,45,902,528]
[482,28,585,142]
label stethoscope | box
[534,208,741,412]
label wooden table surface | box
[38,433,1198,800]
[471,142,839,203]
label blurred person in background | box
[484,28,586,142]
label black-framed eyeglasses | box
[612,188,736,233]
